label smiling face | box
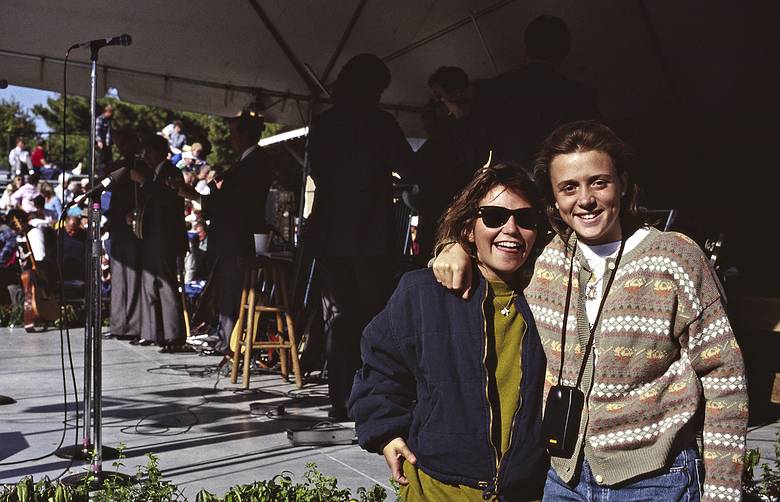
[549,149,625,245]
[469,184,537,283]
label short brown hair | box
[533,120,644,242]
[435,161,545,259]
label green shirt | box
[401,280,526,501]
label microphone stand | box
[60,44,131,489]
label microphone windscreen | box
[120,34,132,46]
[109,165,129,182]
[0,80,8,89]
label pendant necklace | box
[500,291,517,316]
[585,273,603,301]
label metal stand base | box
[54,444,121,460]
[60,470,134,489]
[0,395,15,405]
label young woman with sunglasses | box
[433,122,748,501]
[349,163,549,501]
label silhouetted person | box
[429,15,599,172]
[307,53,413,419]
[490,14,600,163]
[411,99,475,264]
[175,110,272,358]
[427,66,492,173]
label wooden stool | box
[230,255,303,389]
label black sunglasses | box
[478,206,541,229]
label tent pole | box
[382,0,517,63]
[0,48,426,117]
[468,10,500,76]
[246,0,319,95]
[320,0,368,84]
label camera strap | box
[556,237,626,388]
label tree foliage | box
[32,96,284,172]
[0,99,37,157]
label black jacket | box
[349,269,548,499]
[201,146,271,260]
[140,160,187,258]
[306,105,413,259]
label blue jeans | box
[543,447,703,501]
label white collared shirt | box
[579,227,651,324]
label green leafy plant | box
[0,475,73,502]
[195,462,388,502]
[1,458,390,502]
[53,304,79,328]
[744,433,780,501]
[0,305,23,327]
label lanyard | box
[556,238,626,388]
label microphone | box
[69,166,129,206]
[0,80,7,89]
[69,34,132,51]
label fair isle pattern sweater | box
[525,228,748,502]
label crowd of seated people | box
[0,120,216,332]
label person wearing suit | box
[106,130,143,341]
[131,134,187,351]
[176,111,271,357]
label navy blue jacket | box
[349,269,548,499]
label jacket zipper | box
[478,285,499,500]
[495,319,528,486]
[479,292,529,499]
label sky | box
[1,85,59,132]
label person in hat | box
[174,110,271,359]
[131,134,187,352]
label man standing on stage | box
[175,110,271,358]
[107,130,143,342]
[95,104,114,176]
[130,134,187,351]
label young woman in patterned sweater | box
[433,121,748,501]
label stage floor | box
[0,327,390,498]
[1,326,778,497]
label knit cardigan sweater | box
[525,228,748,502]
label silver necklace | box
[500,291,517,316]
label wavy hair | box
[435,161,546,260]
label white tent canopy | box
[2,0,779,135]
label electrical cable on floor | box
[119,396,205,437]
